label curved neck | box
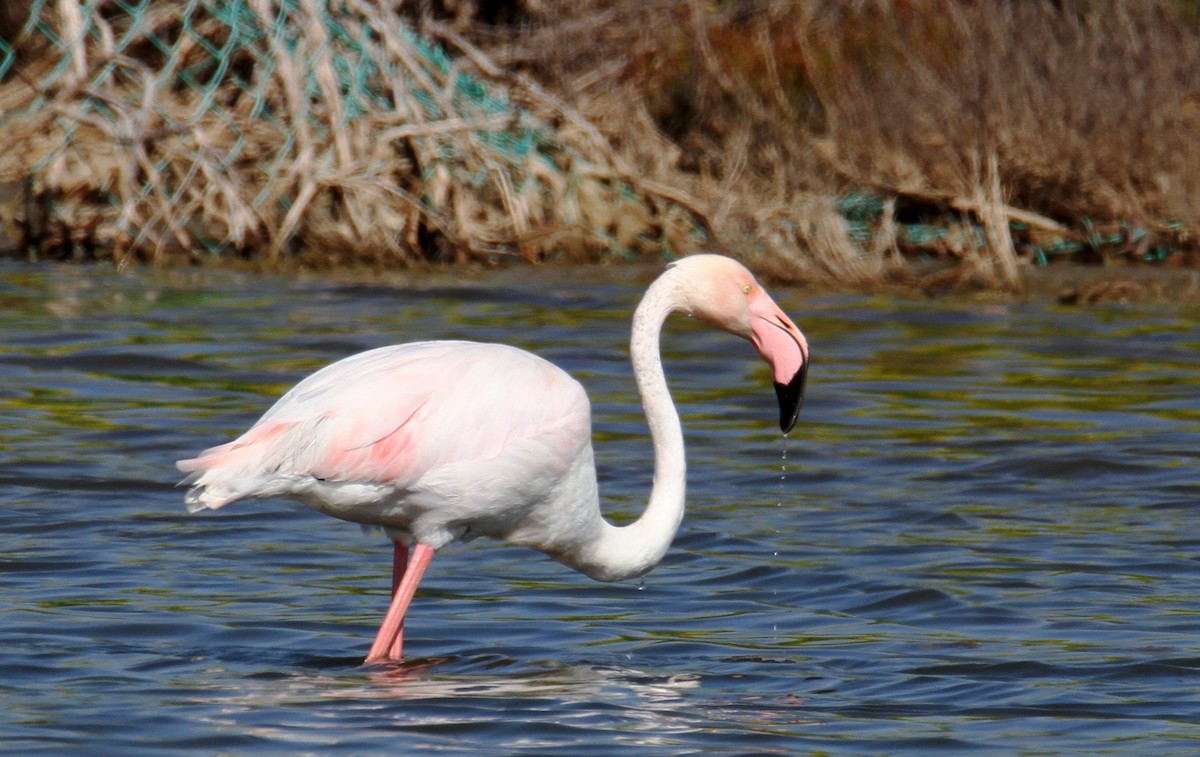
[575,270,687,581]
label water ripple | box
[0,262,1199,753]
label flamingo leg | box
[365,541,434,664]
[387,541,408,658]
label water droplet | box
[777,436,789,504]
[637,578,645,591]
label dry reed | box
[2,0,1198,288]
[0,0,696,265]
[469,0,1200,286]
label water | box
[2,261,1199,754]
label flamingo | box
[177,254,809,664]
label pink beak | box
[748,290,809,433]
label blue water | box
[2,261,1199,754]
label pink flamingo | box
[177,254,809,664]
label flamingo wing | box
[177,341,593,529]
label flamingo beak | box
[774,354,807,433]
[748,290,809,433]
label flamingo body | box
[178,254,809,663]
[181,341,600,558]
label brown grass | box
[2,0,1199,288]
[0,0,695,266]
[464,0,1200,286]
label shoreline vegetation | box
[0,0,1197,297]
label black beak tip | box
[774,360,807,434]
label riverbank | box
[1,1,1197,289]
[129,251,1199,311]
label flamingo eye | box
[742,284,752,295]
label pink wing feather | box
[177,341,591,515]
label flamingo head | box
[669,254,809,433]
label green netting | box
[0,0,665,262]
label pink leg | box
[365,541,434,664]
[390,541,409,595]
[387,541,408,657]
